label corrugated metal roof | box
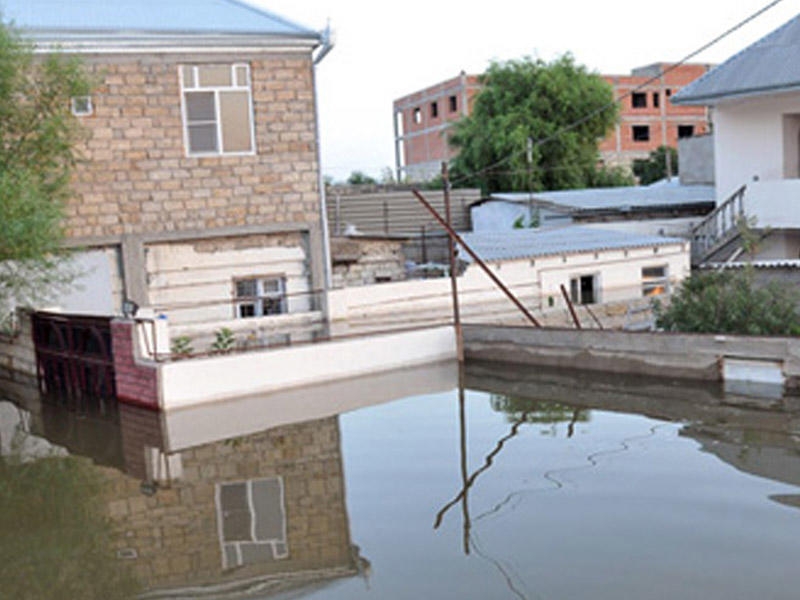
[1,0,319,38]
[459,227,685,263]
[491,180,714,213]
[703,259,800,270]
[672,13,800,105]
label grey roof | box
[672,13,800,105]
[459,227,684,263]
[1,0,320,40]
[491,180,714,214]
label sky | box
[253,0,799,182]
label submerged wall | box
[463,324,800,394]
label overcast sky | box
[253,0,798,181]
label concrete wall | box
[146,233,311,324]
[713,93,800,201]
[679,134,715,185]
[159,326,457,410]
[0,312,38,404]
[463,324,800,392]
[328,240,688,332]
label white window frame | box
[234,276,287,319]
[179,63,256,157]
[215,477,288,569]
[642,265,669,297]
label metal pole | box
[411,189,542,327]
[560,283,582,329]
[444,163,464,362]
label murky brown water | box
[3,360,800,599]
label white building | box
[673,14,800,265]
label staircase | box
[690,184,746,266]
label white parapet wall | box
[159,325,457,410]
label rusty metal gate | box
[32,312,117,415]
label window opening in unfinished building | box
[632,92,647,108]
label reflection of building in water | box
[99,411,359,595]
[683,424,800,488]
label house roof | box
[459,227,685,263]
[2,0,322,50]
[490,180,714,215]
[672,13,800,105]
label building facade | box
[393,63,711,181]
[7,0,332,346]
[393,72,482,181]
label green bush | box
[655,269,800,335]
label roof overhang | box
[672,83,800,106]
[27,29,322,55]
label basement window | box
[216,477,288,569]
[570,275,597,305]
[632,125,650,142]
[642,266,668,297]
[678,125,695,139]
[449,95,458,112]
[632,92,647,108]
[234,277,287,318]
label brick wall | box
[111,321,159,410]
[102,416,355,591]
[67,53,321,240]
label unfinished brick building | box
[393,63,712,181]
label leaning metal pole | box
[411,189,542,328]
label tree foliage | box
[346,170,377,185]
[655,269,800,336]
[0,23,91,326]
[449,55,620,194]
[632,145,678,185]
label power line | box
[448,0,787,188]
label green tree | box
[655,269,800,335]
[346,170,377,185]
[632,145,678,185]
[0,23,92,328]
[449,55,619,194]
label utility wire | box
[448,0,787,188]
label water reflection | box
[467,359,800,494]
[4,358,800,599]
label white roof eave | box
[29,30,321,54]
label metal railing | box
[691,184,746,265]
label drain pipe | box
[311,24,336,333]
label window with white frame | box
[216,477,288,569]
[180,64,255,156]
[642,265,669,297]
[234,276,287,318]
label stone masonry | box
[102,414,355,592]
[67,52,321,240]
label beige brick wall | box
[103,415,355,592]
[67,52,321,240]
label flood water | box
[3,360,800,599]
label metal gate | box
[32,312,117,415]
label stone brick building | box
[7,0,333,339]
[393,63,711,181]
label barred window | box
[234,277,287,318]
